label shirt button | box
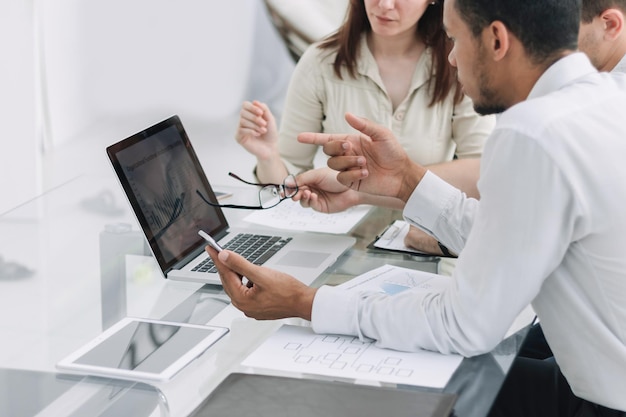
[395,112,405,121]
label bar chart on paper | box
[242,324,462,388]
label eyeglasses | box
[196,172,298,210]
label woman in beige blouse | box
[235,0,494,254]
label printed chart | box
[337,264,452,295]
[242,324,462,388]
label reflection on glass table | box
[0,368,168,417]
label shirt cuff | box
[311,285,358,336]
[403,170,458,232]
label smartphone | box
[198,230,223,252]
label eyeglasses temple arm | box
[196,189,266,210]
[228,172,275,187]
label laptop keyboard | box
[192,233,293,273]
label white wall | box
[38,0,254,149]
[0,0,40,215]
[0,0,295,215]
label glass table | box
[0,174,531,417]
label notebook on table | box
[106,115,355,286]
[189,373,457,417]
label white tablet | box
[57,317,229,382]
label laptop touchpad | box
[276,251,330,268]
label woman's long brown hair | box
[318,0,462,106]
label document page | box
[243,199,371,234]
[242,324,462,388]
[242,265,462,388]
[336,263,452,294]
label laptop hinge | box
[167,246,206,275]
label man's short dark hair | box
[581,0,626,23]
[454,0,581,64]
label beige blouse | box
[278,35,495,174]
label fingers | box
[301,192,324,211]
[293,189,315,208]
[212,248,265,287]
[323,141,369,177]
[240,101,264,122]
[291,187,307,203]
[298,113,379,144]
[297,131,354,147]
[320,139,353,158]
[327,154,366,172]
[298,113,388,149]
[294,168,323,187]
[336,169,368,189]
[345,112,391,142]
[297,132,329,146]
[238,101,267,137]
[206,246,245,299]
[252,100,274,123]
[402,227,442,255]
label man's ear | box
[600,8,624,41]
[484,21,511,61]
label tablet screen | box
[58,318,228,381]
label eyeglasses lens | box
[283,175,298,198]
[259,186,280,208]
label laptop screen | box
[106,115,228,273]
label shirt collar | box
[612,53,626,74]
[356,34,431,91]
[528,52,597,100]
[357,34,383,82]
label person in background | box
[579,0,626,73]
[208,0,626,414]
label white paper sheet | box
[336,263,452,294]
[242,324,462,388]
[373,220,429,254]
[243,199,371,234]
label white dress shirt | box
[311,53,626,410]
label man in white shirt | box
[207,0,626,415]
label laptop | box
[106,115,355,286]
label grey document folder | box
[189,373,457,417]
